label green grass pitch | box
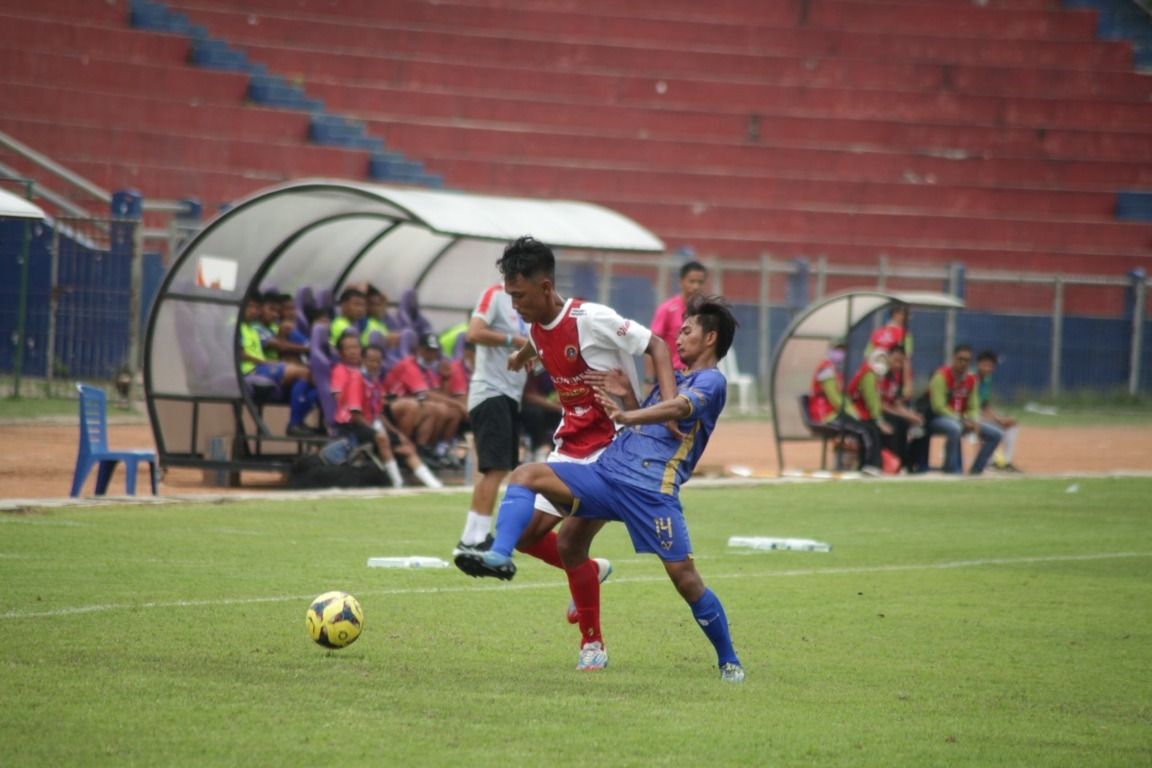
[2,478,1150,767]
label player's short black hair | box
[365,284,383,299]
[497,236,555,282]
[977,349,999,363]
[888,344,907,356]
[680,260,707,279]
[684,294,738,360]
[954,343,973,356]
[362,343,385,358]
[338,287,366,304]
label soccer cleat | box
[566,558,614,624]
[576,641,608,671]
[454,550,517,580]
[719,662,745,683]
[451,534,494,558]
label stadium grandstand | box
[2,0,1151,408]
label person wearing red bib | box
[926,344,1001,474]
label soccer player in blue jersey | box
[460,294,744,682]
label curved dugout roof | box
[144,179,665,466]
[0,187,46,219]
[770,290,965,473]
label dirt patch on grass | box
[2,419,1150,499]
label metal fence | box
[3,220,1149,403]
[552,252,1151,401]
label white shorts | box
[536,446,607,517]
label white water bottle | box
[366,556,450,569]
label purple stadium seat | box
[397,288,433,337]
[294,285,315,335]
[308,322,336,433]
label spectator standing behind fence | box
[923,344,1002,475]
[808,338,883,474]
[976,350,1022,472]
[452,284,530,558]
[647,260,708,378]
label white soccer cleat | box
[576,641,608,671]
[566,558,613,624]
[720,662,745,683]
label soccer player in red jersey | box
[455,236,679,665]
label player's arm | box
[597,389,692,426]
[928,372,956,418]
[583,368,640,410]
[645,333,677,405]
[466,314,528,350]
[508,340,537,371]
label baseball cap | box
[419,332,441,351]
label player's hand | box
[1001,416,1017,428]
[879,420,894,435]
[594,387,622,421]
[507,350,528,371]
[663,420,687,440]
[583,368,631,399]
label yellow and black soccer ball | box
[305,591,364,649]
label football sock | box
[383,459,404,488]
[413,463,443,489]
[491,484,536,558]
[461,511,492,545]
[519,530,563,569]
[565,559,603,646]
[288,380,312,426]
[690,588,740,667]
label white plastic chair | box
[718,350,757,414]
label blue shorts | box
[551,461,693,561]
[249,362,286,384]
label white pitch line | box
[4,551,1149,620]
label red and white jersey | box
[529,298,651,459]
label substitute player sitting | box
[461,295,744,682]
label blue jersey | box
[596,367,727,495]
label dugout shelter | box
[143,179,664,477]
[771,290,965,473]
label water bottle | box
[366,556,450,569]
[727,536,832,552]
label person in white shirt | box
[452,284,530,556]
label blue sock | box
[491,484,536,558]
[690,588,740,667]
[288,380,312,426]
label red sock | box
[518,530,563,569]
[566,559,602,646]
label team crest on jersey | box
[565,344,578,361]
[616,320,631,337]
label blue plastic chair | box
[70,384,159,497]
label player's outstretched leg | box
[456,484,536,580]
[665,559,743,682]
